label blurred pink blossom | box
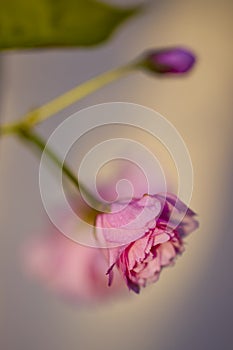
[23,226,127,304]
[96,193,199,293]
[22,164,142,303]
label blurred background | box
[1,0,233,349]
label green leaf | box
[0,0,141,50]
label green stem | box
[23,63,136,127]
[18,127,104,212]
[0,122,22,136]
[0,63,136,133]
[0,61,138,211]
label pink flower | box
[22,225,127,304]
[96,193,199,293]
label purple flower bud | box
[140,47,196,75]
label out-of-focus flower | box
[23,226,127,304]
[140,47,196,74]
[96,193,199,293]
[22,164,142,304]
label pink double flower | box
[96,193,198,293]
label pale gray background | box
[1,0,233,349]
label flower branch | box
[0,47,196,133]
[0,47,196,218]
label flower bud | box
[139,47,196,75]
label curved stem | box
[18,127,105,212]
[0,60,138,212]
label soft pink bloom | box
[22,164,145,304]
[96,193,199,293]
[23,226,127,304]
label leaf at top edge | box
[0,0,142,50]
